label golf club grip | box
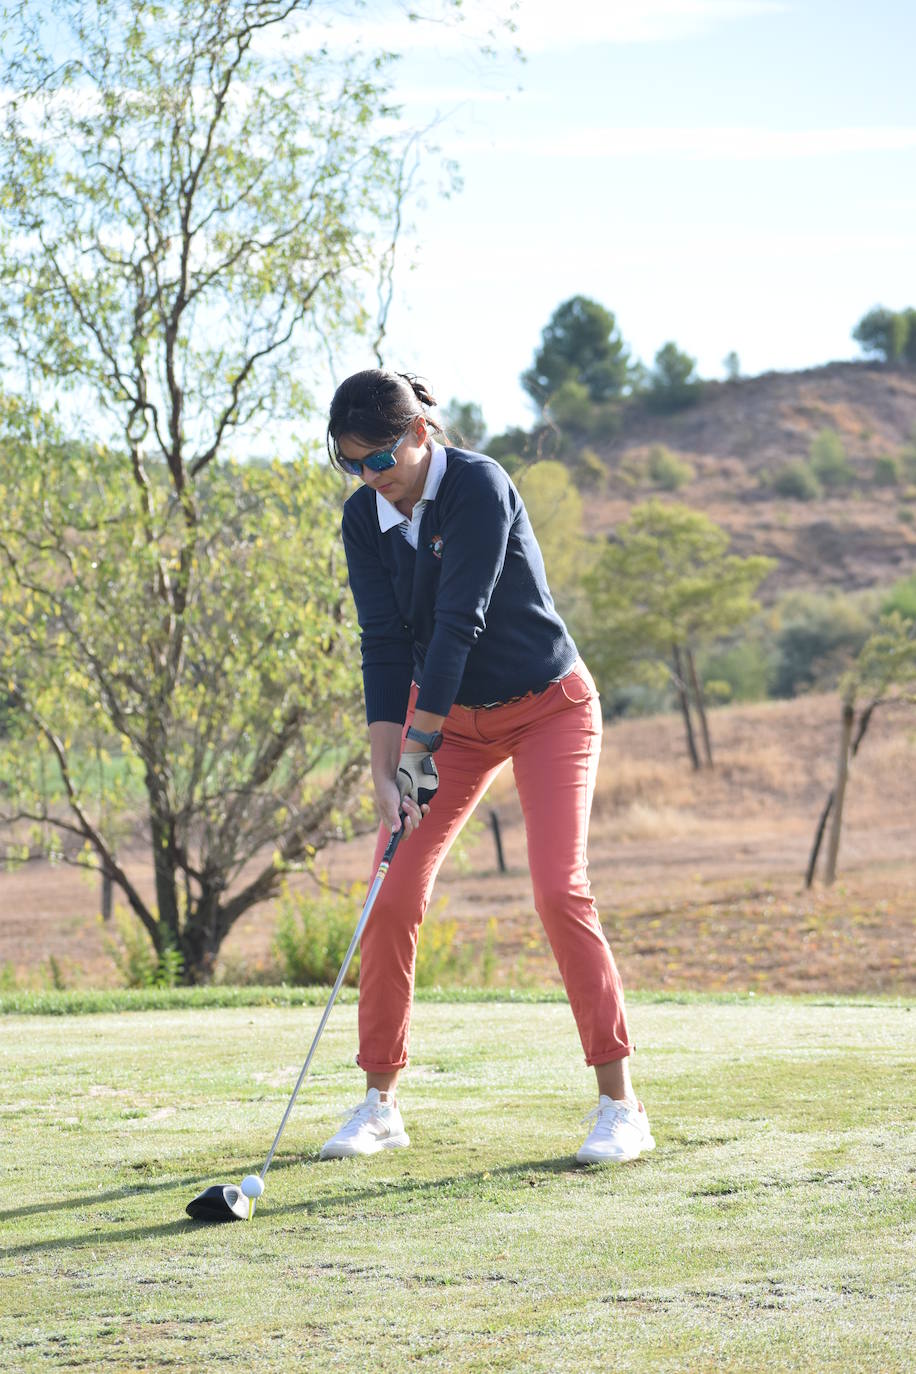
[382,814,408,863]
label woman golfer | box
[320,369,653,1166]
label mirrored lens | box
[339,448,398,477]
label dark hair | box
[326,369,445,471]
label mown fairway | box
[1,996,913,1372]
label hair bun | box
[397,372,437,410]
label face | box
[337,416,430,503]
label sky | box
[320,0,916,437]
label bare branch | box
[216,751,365,935]
[189,272,333,476]
[11,695,158,942]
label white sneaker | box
[319,1088,410,1159]
[576,1096,656,1164]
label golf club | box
[186,818,406,1223]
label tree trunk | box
[806,701,877,887]
[149,813,181,955]
[101,871,113,922]
[181,891,223,984]
[824,698,855,885]
[805,793,834,889]
[686,646,714,767]
[672,644,700,770]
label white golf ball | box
[241,1174,265,1200]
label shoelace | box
[338,1098,392,1127]
[580,1101,634,1131]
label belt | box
[455,678,559,711]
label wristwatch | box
[406,724,444,753]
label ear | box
[413,414,429,444]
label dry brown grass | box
[2,691,914,995]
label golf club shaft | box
[258,822,406,1181]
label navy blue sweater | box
[341,448,578,723]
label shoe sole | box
[319,1132,410,1160]
[576,1134,656,1165]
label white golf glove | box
[396,750,440,808]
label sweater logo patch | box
[429,533,444,559]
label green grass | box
[1,984,905,1016]
[1,997,913,1371]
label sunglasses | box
[338,428,410,478]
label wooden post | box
[489,808,507,874]
[824,697,855,885]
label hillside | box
[585,361,916,595]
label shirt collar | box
[376,438,447,532]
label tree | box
[806,613,916,887]
[903,308,916,365]
[521,296,632,408]
[645,342,703,414]
[514,460,592,627]
[0,399,368,980]
[723,351,741,381]
[443,399,487,450]
[581,502,774,768]
[852,306,909,363]
[0,0,493,982]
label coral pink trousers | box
[357,659,633,1073]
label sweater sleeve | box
[341,501,414,725]
[415,461,515,715]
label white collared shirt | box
[376,439,447,549]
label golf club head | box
[185,1183,251,1223]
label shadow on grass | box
[0,1168,239,1223]
[0,1153,619,1257]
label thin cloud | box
[253,0,788,59]
[510,0,789,48]
[447,126,916,160]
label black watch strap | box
[406,725,444,753]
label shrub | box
[414,903,462,988]
[647,444,694,491]
[874,454,901,486]
[576,446,606,484]
[702,679,733,703]
[273,876,367,986]
[770,590,878,697]
[882,572,916,621]
[618,452,648,487]
[899,430,916,484]
[898,506,914,524]
[809,428,853,489]
[103,908,184,988]
[273,877,461,987]
[699,635,772,703]
[772,462,822,501]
